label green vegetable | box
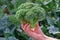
[16,2,46,28]
[8,15,19,25]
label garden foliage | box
[0,0,60,40]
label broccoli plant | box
[16,2,46,28]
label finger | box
[25,24,30,32]
[25,24,35,34]
[35,23,40,30]
[36,23,39,28]
[24,23,29,31]
[23,23,29,31]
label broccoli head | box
[16,2,46,28]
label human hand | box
[21,22,45,40]
[21,21,59,40]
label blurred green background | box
[0,0,60,40]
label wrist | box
[36,35,46,40]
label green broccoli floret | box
[16,2,46,28]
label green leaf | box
[0,8,4,18]
[56,21,60,29]
[8,15,19,25]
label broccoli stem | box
[30,18,38,28]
